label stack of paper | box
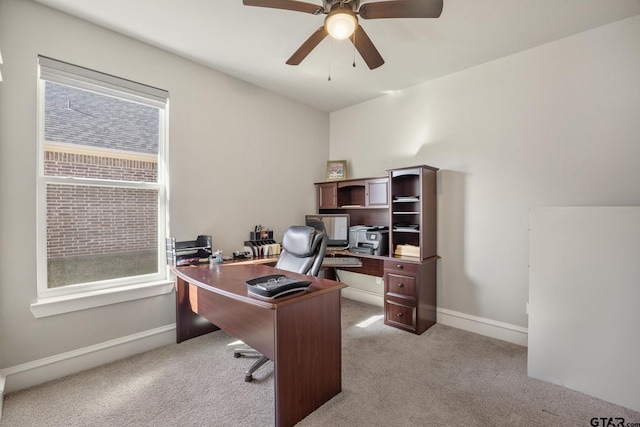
[394,244,420,257]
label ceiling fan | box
[242,0,444,70]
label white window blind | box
[38,55,169,107]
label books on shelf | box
[394,244,420,257]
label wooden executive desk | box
[173,263,347,427]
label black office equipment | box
[349,225,389,256]
[304,213,350,249]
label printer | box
[349,225,389,256]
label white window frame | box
[32,56,173,318]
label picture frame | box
[326,160,347,181]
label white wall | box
[529,207,640,412]
[330,15,640,330]
[0,0,328,389]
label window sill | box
[30,280,175,318]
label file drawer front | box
[385,300,416,331]
[385,273,416,300]
[384,260,419,275]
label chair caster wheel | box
[245,375,253,382]
[234,353,241,358]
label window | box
[34,56,170,315]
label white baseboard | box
[0,324,176,395]
[341,287,383,307]
[437,307,528,347]
[342,289,528,347]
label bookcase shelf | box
[315,165,439,335]
[388,165,438,260]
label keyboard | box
[322,256,363,267]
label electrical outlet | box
[375,277,383,285]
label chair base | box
[234,348,270,382]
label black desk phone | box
[245,275,311,299]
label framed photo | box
[326,160,347,181]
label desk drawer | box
[385,273,416,300]
[385,299,417,331]
[384,260,419,275]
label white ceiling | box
[32,0,640,112]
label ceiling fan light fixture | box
[325,8,357,40]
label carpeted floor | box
[2,298,639,426]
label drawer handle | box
[396,283,404,288]
[396,264,403,269]
[397,312,403,318]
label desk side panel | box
[273,290,343,427]
[193,285,276,359]
[417,259,437,333]
[176,277,219,343]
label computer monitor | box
[304,214,350,249]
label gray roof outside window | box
[44,81,159,155]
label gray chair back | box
[275,225,327,277]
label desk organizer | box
[250,230,273,241]
[166,235,212,266]
[244,229,276,257]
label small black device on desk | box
[246,274,311,299]
[233,250,253,260]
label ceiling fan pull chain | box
[352,30,356,68]
[328,38,332,81]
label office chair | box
[234,225,327,382]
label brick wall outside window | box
[45,151,158,259]
[44,151,157,182]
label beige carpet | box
[2,298,639,426]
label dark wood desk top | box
[173,263,347,309]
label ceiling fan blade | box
[286,27,329,65]
[350,25,384,70]
[243,0,323,15]
[359,0,443,20]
